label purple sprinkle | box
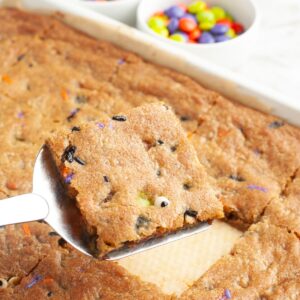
[26,275,43,289]
[96,122,105,129]
[117,58,125,65]
[109,121,114,130]
[65,173,74,184]
[253,148,261,156]
[247,184,268,193]
[67,108,80,122]
[17,111,24,118]
[224,289,232,299]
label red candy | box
[231,22,244,34]
[179,18,197,33]
[189,28,201,41]
[217,19,232,27]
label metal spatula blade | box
[0,145,211,260]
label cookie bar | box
[179,221,300,300]
[46,103,223,257]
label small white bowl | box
[68,0,141,26]
[137,0,259,68]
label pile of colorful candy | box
[147,1,245,44]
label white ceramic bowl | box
[137,0,259,68]
[68,0,141,26]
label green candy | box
[170,33,186,43]
[148,16,166,30]
[187,1,206,14]
[196,10,215,24]
[199,21,215,30]
[211,6,226,21]
[136,192,152,207]
[153,27,169,37]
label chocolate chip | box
[75,95,88,104]
[135,216,150,230]
[62,145,77,163]
[180,116,190,122]
[225,211,239,220]
[48,231,59,236]
[171,145,178,152]
[183,183,192,190]
[157,140,164,145]
[17,54,25,61]
[269,120,285,129]
[74,156,86,166]
[103,176,110,183]
[71,126,80,132]
[112,115,127,122]
[58,238,67,247]
[47,291,53,297]
[229,175,245,182]
[103,190,115,203]
[156,170,162,177]
[184,210,198,219]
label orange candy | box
[179,18,197,33]
[217,19,232,27]
[189,28,202,41]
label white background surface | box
[233,0,300,109]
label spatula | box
[0,145,210,260]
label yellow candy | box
[153,27,169,38]
[148,16,166,30]
[199,21,215,30]
[226,28,237,38]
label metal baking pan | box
[1,0,299,296]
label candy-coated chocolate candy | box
[148,16,166,30]
[232,22,244,34]
[226,28,236,38]
[217,19,232,27]
[189,28,201,40]
[215,34,230,42]
[179,17,197,33]
[165,5,185,19]
[199,21,215,30]
[211,6,226,21]
[198,32,215,44]
[188,1,206,14]
[168,18,179,34]
[170,32,188,42]
[210,24,229,35]
[182,13,198,23]
[153,27,169,38]
[197,10,215,23]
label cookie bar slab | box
[179,221,300,300]
[47,103,223,257]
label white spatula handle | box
[0,193,49,226]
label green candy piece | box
[211,6,226,21]
[153,27,169,38]
[170,33,186,43]
[148,16,166,30]
[187,1,206,14]
[136,192,152,207]
[199,21,215,30]
[196,10,215,24]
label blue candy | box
[215,34,230,42]
[199,32,215,44]
[210,24,229,35]
[182,13,198,23]
[168,18,179,34]
[164,5,185,19]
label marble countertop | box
[232,0,300,110]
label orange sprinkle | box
[2,74,12,84]
[60,88,69,101]
[61,166,69,178]
[22,224,31,237]
[42,276,54,284]
[6,181,18,190]
[218,128,230,138]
